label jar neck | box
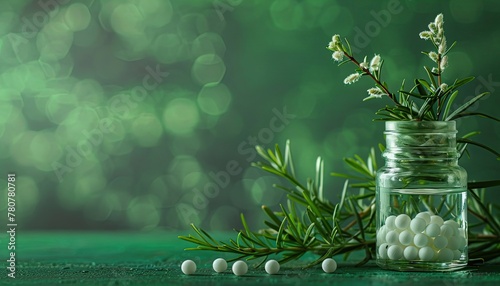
[383,121,459,165]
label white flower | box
[328,41,335,50]
[369,54,381,72]
[367,87,385,97]
[432,67,438,74]
[440,55,448,70]
[419,31,432,40]
[434,13,444,28]
[359,56,369,69]
[328,35,342,51]
[332,34,341,44]
[438,37,447,54]
[428,51,439,62]
[428,23,437,34]
[440,83,448,90]
[332,51,344,62]
[364,87,386,101]
[343,73,361,84]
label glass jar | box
[376,121,468,271]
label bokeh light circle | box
[162,98,200,135]
[197,83,232,116]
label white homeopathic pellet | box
[265,260,280,275]
[181,260,197,275]
[410,217,426,233]
[430,215,444,226]
[213,258,227,273]
[438,248,454,261]
[419,246,436,261]
[387,245,403,260]
[322,258,337,273]
[379,243,389,259]
[395,214,411,230]
[386,230,400,245]
[416,212,431,224]
[404,245,418,260]
[385,215,397,230]
[399,230,414,246]
[232,260,248,276]
[414,233,430,248]
[425,223,441,237]
[440,224,455,237]
[433,236,448,250]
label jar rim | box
[385,121,456,133]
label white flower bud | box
[360,56,369,69]
[419,31,432,40]
[328,41,335,50]
[428,23,437,34]
[438,38,447,54]
[428,51,439,62]
[440,83,448,90]
[328,35,342,51]
[332,51,344,62]
[344,73,362,85]
[432,67,438,74]
[435,13,444,28]
[370,54,381,72]
[367,87,385,97]
[440,55,448,70]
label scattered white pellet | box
[265,260,280,275]
[322,258,337,273]
[213,258,227,273]
[232,260,248,276]
[181,260,197,275]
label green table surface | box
[1,232,499,285]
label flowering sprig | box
[328,36,395,103]
[326,13,497,122]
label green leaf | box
[415,79,429,95]
[262,205,282,227]
[468,180,500,189]
[451,112,500,122]
[441,90,459,121]
[451,76,475,89]
[445,92,489,121]
[457,138,500,158]
[424,66,437,87]
[284,140,296,177]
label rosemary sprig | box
[179,140,500,267]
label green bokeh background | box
[0,0,498,231]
